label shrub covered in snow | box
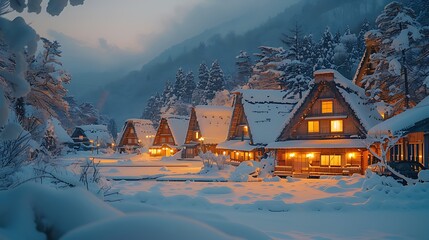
[230,161,261,182]
[418,170,429,182]
[200,151,227,171]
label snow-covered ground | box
[2,151,428,240]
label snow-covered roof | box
[76,125,113,145]
[165,115,190,146]
[49,117,73,144]
[314,69,382,130]
[117,119,156,146]
[368,96,429,136]
[235,89,300,145]
[216,140,263,151]
[266,139,367,149]
[195,105,232,144]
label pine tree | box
[183,71,196,104]
[107,119,118,141]
[283,61,312,99]
[362,2,426,116]
[248,46,286,89]
[316,27,336,70]
[174,68,186,100]
[235,51,252,86]
[197,63,210,90]
[206,60,225,100]
[357,18,371,53]
[282,22,303,61]
[142,93,162,124]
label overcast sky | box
[7,0,296,74]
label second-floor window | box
[330,120,343,132]
[321,100,333,114]
[307,121,319,133]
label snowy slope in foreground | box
[1,171,428,240]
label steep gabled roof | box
[165,115,190,146]
[368,96,429,136]
[236,89,300,145]
[49,117,73,144]
[117,119,156,146]
[194,105,232,144]
[277,69,382,141]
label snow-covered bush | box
[200,151,227,171]
[230,161,261,182]
[418,170,429,182]
[259,153,275,178]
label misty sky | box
[8,0,296,74]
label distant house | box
[149,115,189,157]
[216,89,299,162]
[182,106,232,158]
[116,119,156,153]
[48,117,74,147]
[267,70,383,177]
[71,125,114,150]
[368,96,429,167]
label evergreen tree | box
[107,119,118,141]
[206,60,225,100]
[183,71,196,104]
[174,68,186,100]
[315,27,336,70]
[142,93,162,124]
[197,63,210,90]
[235,50,252,86]
[357,18,371,53]
[282,22,303,61]
[248,46,286,89]
[283,61,312,99]
[362,2,426,116]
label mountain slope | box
[98,0,389,123]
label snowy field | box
[2,151,428,240]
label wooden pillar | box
[424,133,429,168]
[362,150,369,175]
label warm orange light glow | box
[170,149,174,153]
[331,120,343,132]
[348,153,355,159]
[199,137,204,141]
[289,153,296,158]
[223,151,226,155]
[306,153,314,158]
[249,152,253,158]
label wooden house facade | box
[182,106,232,159]
[149,115,189,157]
[217,89,299,163]
[117,119,156,153]
[368,96,429,167]
[267,70,383,177]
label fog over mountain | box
[91,0,389,124]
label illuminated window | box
[321,155,341,166]
[307,121,319,133]
[321,101,333,114]
[195,131,199,139]
[330,120,343,132]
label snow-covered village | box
[1,0,429,239]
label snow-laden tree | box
[282,22,304,61]
[283,61,312,99]
[234,50,252,87]
[173,67,186,100]
[366,130,417,185]
[362,1,427,116]
[248,46,286,89]
[192,63,210,105]
[333,26,360,78]
[315,26,337,70]
[107,119,117,141]
[142,93,162,125]
[26,37,71,122]
[357,18,371,53]
[206,60,225,100]
[183,71,196,104]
